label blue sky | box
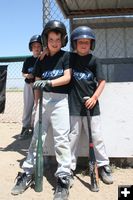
[0,0,43,57]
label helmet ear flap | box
[29,44,32,51]
[62,34,68,47]
[71,40,77,51]
[90,40,95,51]
[41,32,47,48]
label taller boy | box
[11,20,72,200]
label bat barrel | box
[34,90,44,192]
[90,179,99,192]
[34,150,43,192]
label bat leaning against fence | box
[83,96,99,192]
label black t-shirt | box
[34,50,70,94]
[69,52,105,116]
[22,56,38,84]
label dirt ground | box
[0,122,133,200]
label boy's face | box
[31,42,42,57]
[76,38,91,56]
[47,31,62,55]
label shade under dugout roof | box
[56,0,133,18]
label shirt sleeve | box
[95,58,106,81]
[22,59,28,73]
[62,52,71,71]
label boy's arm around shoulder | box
[51,51,72,87]
[51,68,71,87]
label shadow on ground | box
[0,133,32,157]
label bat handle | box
[83,96,90,102]
[83,96,90,116]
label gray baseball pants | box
[22,92,71,177]
[69,115,109,171]
[22,83,34,128]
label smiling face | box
[47,31,62,56]
[76,38,91,56]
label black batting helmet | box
[71,26,95,51]
[29,35,42,51]
[41,20,68,47]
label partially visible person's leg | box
[19,83,34,139]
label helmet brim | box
[72,35,95,41]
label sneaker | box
[53,177,70,200]
[18,127,31,140]
[11,172,34,195]
[99,165,113,184]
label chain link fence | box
[0,0,133,123]
[0,57,27,123]
[43,0,70,50]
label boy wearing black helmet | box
[69,26,113,186]
[18,35,43,140]
[11,20,72,200]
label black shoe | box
[18,127,31,140]
[11,172,34,195]
[53,177,70,200]
[99,165,113,184]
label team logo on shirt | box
[42,69,64,79]
[73,70,94,80]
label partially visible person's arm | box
[39,47,49,60]
[34,77,41,108]
[22,73,34,79]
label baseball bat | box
[83,96,99,192]
[35,89,44,192]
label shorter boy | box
[69,26,113,186]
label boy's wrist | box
[47,80,52,87]
[93,95,98,101]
